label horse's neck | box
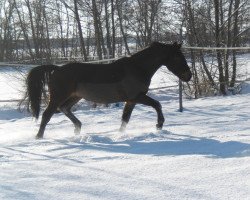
[132,50,162,79]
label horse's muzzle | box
[180,70,192,82]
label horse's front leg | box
[134,94,165,130]
[119,102,135,132]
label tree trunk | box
[116,0,130,55]
[13,0,34,61]
[56,0,66,57]
[74,0,87,61]
[104,0,112,58]
[111,0,116,58]
[230,0,240,87]
[42,1,51,62]
[224,0,234,84]
[92,0,103,60]
[25,0,40,60]
[214,0,226,95]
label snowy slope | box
[0,66,250,200]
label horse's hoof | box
[156,124,163,130]
[119,126,126,132]
[35,135,43,139]
[74,128,81,135]
[119,122,127,132]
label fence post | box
[179,79,183,112]
[179,28,184,112]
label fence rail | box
[0,99,22,103]
[183,46,250,50]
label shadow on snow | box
[39,131,250,159]
[1,131,250,165]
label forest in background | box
[0,0,249,96]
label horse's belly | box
[76,78,148,103]
[76,82,126,103]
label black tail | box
[26,65,58,119]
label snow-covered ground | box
[0,64,250,200]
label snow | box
[0,64,250,200]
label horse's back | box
[60,62,125,83]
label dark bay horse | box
[26,42,192,139]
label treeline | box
[0,0,249,96]
[0,0,175,62]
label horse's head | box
[163,42,192,82]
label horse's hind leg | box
[36,102,57,139]
[36,92,74,139]
[134,94,165,130]
[60,97,82,134]
[120,102,135,132]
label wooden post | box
[179,28,183,112]
[179,79,183,112]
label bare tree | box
[104,0,112,58]
[74,0,88,60]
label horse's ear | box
[173,42,182,49]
